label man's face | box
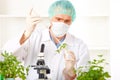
[51,14,72,25]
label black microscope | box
[31,44,50,80]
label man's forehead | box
[54,14,71,20]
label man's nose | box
[60,20,66,23]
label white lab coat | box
[2,28,90,80]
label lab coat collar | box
[41,29,74,46]
[63,33,74,46]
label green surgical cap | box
[48,0,76,21]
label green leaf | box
[56,43,67,53]
[103,72,111,78]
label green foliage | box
[77,55,111,80]
[0,51,29,80]
[56,43,67,53]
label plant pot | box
[0,74,4,80]
[5,78,15,80]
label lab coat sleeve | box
[1,28,43,62]
[76,41,90,68]
[1,32,30,62]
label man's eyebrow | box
[55,17,70,21]
[55,17,62,19]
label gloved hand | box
[25,8,42,39]
[20,8,42,44]
[63,50,76,80]
[64,50,76,70]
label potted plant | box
[0,51,29,80]
[0,61,4,80]
[77,55,111,80]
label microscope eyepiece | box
[40,44,45,53]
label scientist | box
[2,0,89,80]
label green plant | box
[0,51,29,80]
[0,60,4,75]
[56,43,67,53]
[77,55,111,80]
[0,61,4,80]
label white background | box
[110,0,120,80]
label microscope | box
[31,44,50,80]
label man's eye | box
[57,18,61,21]
[65,20,70,23]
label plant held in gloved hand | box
[56,43,67,53]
